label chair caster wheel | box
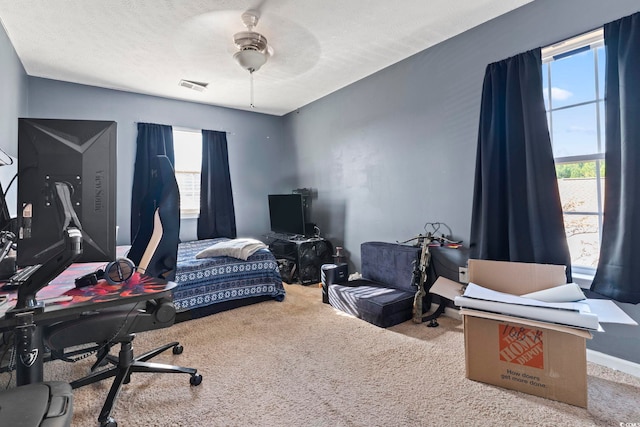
[427,319,439,327]
[100,417,117,427]
[173,344,184,355]
[190,374,203,386]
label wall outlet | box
[459,266,469,284]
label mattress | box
[172,238,285,312]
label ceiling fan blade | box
[249,0,267,15]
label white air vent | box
[179,79,208,92]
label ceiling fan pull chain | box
[250,71,255,109]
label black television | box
[17,118,117,267]
[268,194,306,236]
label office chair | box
[0,381,73,427]
[44,155,201,427]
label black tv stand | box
[265,231,313,242]
[265,233,333,285]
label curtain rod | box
[540,23,604,52]
[133,122,231,134]
[541,27,603,63]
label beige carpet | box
[30,284,640,426]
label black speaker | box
[270,240,296,259]
[296,239,333,285]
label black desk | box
[0,272,175,386]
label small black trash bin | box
[321,263,348,304]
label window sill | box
[573,271,594,289]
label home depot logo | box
[498,324,544,369]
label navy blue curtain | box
[591,12,640,303]
[197,130,236,239]
[130,123,175,242]
[470,49,572,281]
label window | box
[542,29,605,271]
[173,129,202,217]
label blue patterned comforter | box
[172,239,285,312]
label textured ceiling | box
[0,0,532,116]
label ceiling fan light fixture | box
[233,31,270,72]
[233,49,268,72]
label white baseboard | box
[587,349,640,378]
[427,303,461,321]
[444,306,461,319]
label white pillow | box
[195,238,267,261]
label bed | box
[172,238,285,320]
[48,238,285,321]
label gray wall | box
[0,21,27,154]
[283,0,640,364]
[0,20,28,212]
[26,78,297,244]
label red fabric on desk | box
[1,244,157,312]
[41,245,132,301]
[59,272,170,307]
[23,260,111,303]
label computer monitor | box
[17,118,117,267]
[268,194,306,236]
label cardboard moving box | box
[466,259,567,295]
[463,312,588,408]
[437,259,590,407]
[433,259,635,407]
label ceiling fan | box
[232,9,273,108]
[233,10,272,72]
